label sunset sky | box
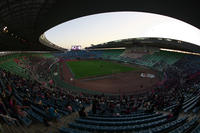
[44,11,200,49]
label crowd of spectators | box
[0,67,91,127]
[24,56,55,84]
[1,53,200,130]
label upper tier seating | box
[135,51,184,70]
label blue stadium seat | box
[76,114,168,126]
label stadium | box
[1,1,200,133]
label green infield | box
[66,60,136,79]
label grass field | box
[66,60,137,79]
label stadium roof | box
[86,37,200,53]
[0,0,199,51]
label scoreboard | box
[71,45,81,50]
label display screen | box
[71,45,81,50]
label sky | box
[44,11,200,49]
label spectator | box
[79,107,87,118]
[47,105,60,121]
[65,104,73,113]
[92,100,97,114]
[0,97,7,115]
[11,99,29,118]
[22,97,30,106]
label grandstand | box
[1,1,200,133]
[134,50,185,71]
[1,46,200,133]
